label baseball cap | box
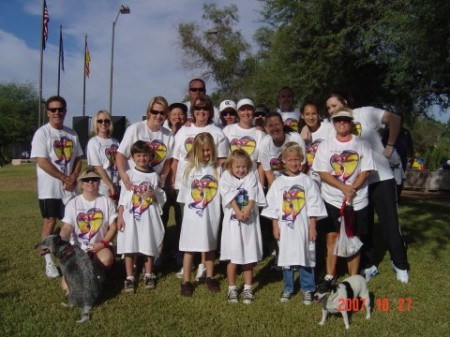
[255,104,269,115]
[78,167,101,181]
[219,100,237,112]
[169,102,188,114]
[237,98,255,110]
[331,109,354,120]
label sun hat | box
[78,167,101,181]
[331,109,354,120]
[219,100,237,112]
[237,98,255,110]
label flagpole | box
[82,34,87,117]
[38,0,46,127]
[57,24,62,96]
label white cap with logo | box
[219,100,237,112]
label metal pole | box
[109,11,120,115]
[82,34,87,117]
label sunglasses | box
[189,87,205,93]
[81,178,101,183]
[48,107,66,113]
[194,105,209,111]
[150,110,165,116]
[97,119,111,124]
[221,110,237,117]
[333,117,353,123]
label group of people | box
[31,79,409,306]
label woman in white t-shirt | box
[86,110,120,199]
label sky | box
[0,0,264,127]
[1,0,448,127]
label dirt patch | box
[402,189,450,201]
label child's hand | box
[242,207,252,221]
[117,216,125,232]
[309,225,317,241]
[272,223,280,240]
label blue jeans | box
[282,266,315,293]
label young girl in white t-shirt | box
[219,149,266,304]
[177,132,222,297]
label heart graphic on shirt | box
[146,140,167,167]
[284,118,299,131]
[270,156,285,173]
[105,144,118,165]
[330,150,359,182]
[281,185,305,227]
[131,182,154,220]
[77,208,104,240]
[188,175,218,216]
[306,140,321,167]
[230,136,256,155]
[184,137,194,154]
[352,122,361,136]
[53,137,74,167]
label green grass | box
[0,163,449,336]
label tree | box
[0,82,38,161]
[178,4,252,99]
[254,0,450,118]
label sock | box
[228,285,237,293]
[324,274,334,281]
[244,284,252,291]
[126,276,135,282]
[44,253,53,265]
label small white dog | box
[315,275,371,330]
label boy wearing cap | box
[59,166,118,271]
[312,108,375,285]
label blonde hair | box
[92,110,113,136]
[146,96,169,119]
[282,142,304,162]
[183,132,219,183]
[224,149,252,175]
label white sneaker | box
[362,265,380,282]
[45,262,59,278]
[391,261,409,284]
[195,263,206,281]
[176,267,184,279]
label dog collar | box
[56,244,75,260]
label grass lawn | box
[0,163,448,337]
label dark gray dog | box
[35,234,102,323]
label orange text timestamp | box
[338,297,412,312]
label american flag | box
[42,0,49,49]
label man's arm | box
[382,111,401,159]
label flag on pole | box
[42,0,49,50]
[59,25,64,71]
[85,40,91,78]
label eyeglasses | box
[150,110,165,116]
[221,110,237,117]
[189,87,205,93]
[47,107,66,113]
[194,105,209,111]
[254,112,266,118]
[81,178,101,183]
[97,119,111,124]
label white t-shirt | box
[172,124,229,189]
[86,136,120,196]
[306,120,334,182]
[222,124,265,169]
[177,164,222,252]
[312,136,376,210]
[117,121,174,175]
[277,108,300,131]
[258,132,306,177]
[261,173,327,267]
[352,107,394,183]
[62,194,117,251]
[30,123,83,200]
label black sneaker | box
[180,282,194,297]
[228,288,239,303]
[124,278,136,293]
[205,277,220,293]
[242,289,255,304]
[303,291,313,305]
[143,273,156,289]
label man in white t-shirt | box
[276,86,300,132]
[30,96,83,278]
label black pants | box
[361,179,408,270]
